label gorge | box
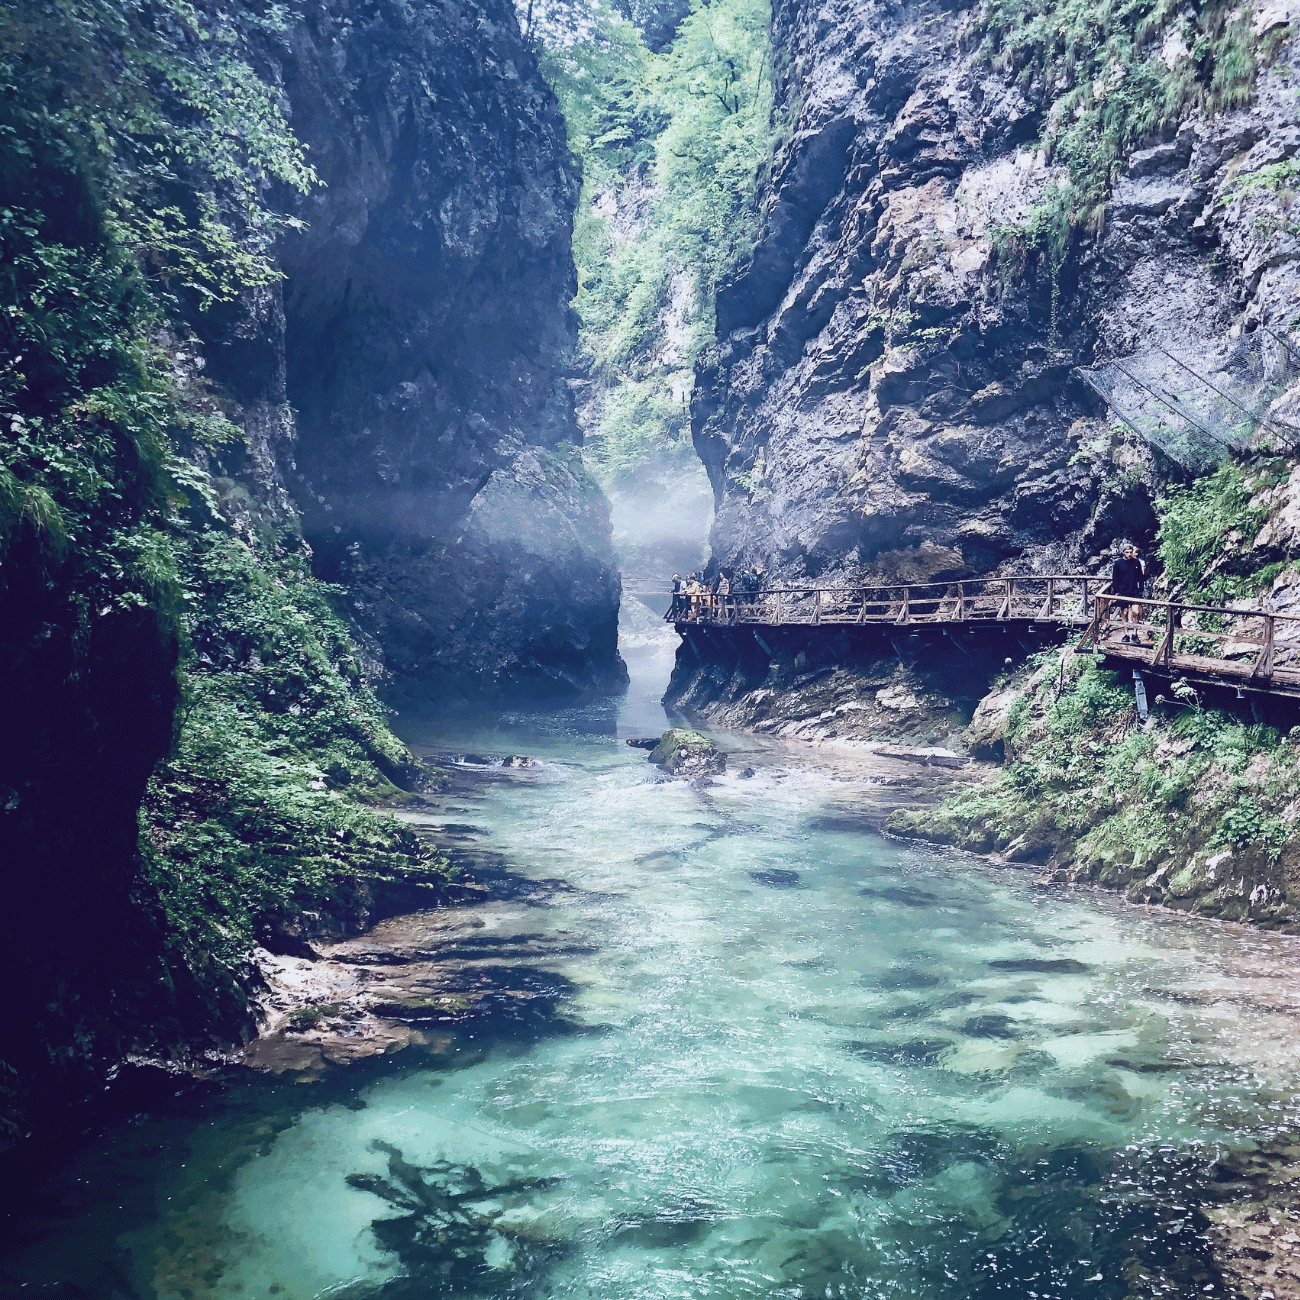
[6,0,1300,1292]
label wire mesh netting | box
[1076,326,1300,472]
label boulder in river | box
[647,729,726,778]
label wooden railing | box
[666,575,1103,628]
[1079,593,1300,691]
[667,574,1300,699]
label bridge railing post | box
[1077,596,1103,650]
[1254,614,1276,680]
[1152,603,1176,667]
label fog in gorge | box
[607,459,714,724]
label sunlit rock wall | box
[269,0,624,702]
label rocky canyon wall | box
[199,0,626,704]
[693,0,1300,587]
[0,0,623,1146]
[665,0,1300,929]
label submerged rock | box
[750,868,801,888]
[646,729,727,778]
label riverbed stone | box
[647,729,727,778]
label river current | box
[5,659,1300,1300]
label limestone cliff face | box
[201,0,625,702]
[693,0,1300,585]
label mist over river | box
[5,643,1300,1299]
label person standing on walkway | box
[1111,543,1146,642]
[716,572,731,623]
[669,574,683,620]
[686,573,703,620]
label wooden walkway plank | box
[666,573,1300,707]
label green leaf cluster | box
[0,13,448,1067]
[1154,456,1289,603]
[536,0,773,480]
[0,194,184,651]
[139,533,452,1029]
[0,0,316,306]
[893,645,1300,921]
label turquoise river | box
[4,667,1300,1300]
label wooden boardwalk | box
[1078,593,1300,703]
[666,574,1300,704]
[668,574,1102,630]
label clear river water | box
[5,653,1300,1300]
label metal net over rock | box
[1077,327,1300,472]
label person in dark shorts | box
[669,574,683,619]
[1110,543,1145,642]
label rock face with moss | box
[648,729,727,777]
[670,0,1300,732]
[692,0,1300,584]
[0,0,621,1147]
[887,647,1300,930]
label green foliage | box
[141,536,454,1022]
[899,646,1300,913]
[536,0,773,480]
[1154,456,1288,601]
[1218,159,1300,238]
[1220,158,1300,204]
[974,0,1282,311]
[1209,793,1289,859]
[0,11,448,1066]
[989,184,1073,336]
[0,0,316,305]
[0,192,184,641]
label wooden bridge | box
[1078,592,1300,704]
[668,574,1102,630]
[665,573,1300,705]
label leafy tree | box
[0,0,447,1128]
[0,0,316,306]
[534,0,773,481]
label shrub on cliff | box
[1,0,316,305]
[974,0,1286,324]
[1155,457,1290,603]
[136,532,454,1039]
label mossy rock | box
[647,729,726,778]
[885,808,994,853]
[367,994,473,1021]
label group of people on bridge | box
[668,568,763,622]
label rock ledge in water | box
[647,729,726,778]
